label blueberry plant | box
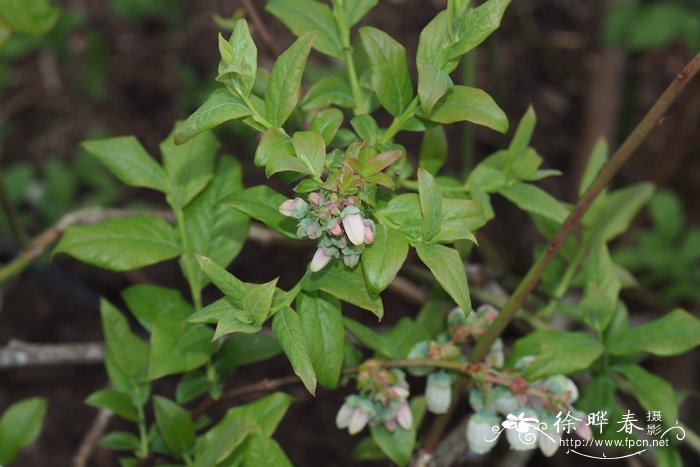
[44,0,700,465]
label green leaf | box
[350,114,380,143]
[586,183,655,241]
[301,77,354,111]
[243,434,292,467]
[215,333,282,374]
[448,0,511,58]
[272,307,317,394]
[292,131,326,179]
[174,89,252,144]
[649,190,684,239]
[82,136,167,192]
[343,317,400,359]
[265,153,315,177]
[0,0,58,36]
[161,125,220,209]
[153,396,196,457]
[418,168,443,241]
[182,156,250,291]
[297,292,344,388]
[243,279,278,326]
[417,63,453,116]
[498,182,569,224]
[216,19,257,96]
[0,398,47,464]
[361,224,409,294]
[510,330,603,379]
[419,125,448,175]
[149,314,215,380]
[86,389,138,422]
[213,308,262,340]
[266,0,342,58]
[507,105,536,159]
[98,432,141,452]
[578,138,607,197]
[416,244,470,313]
[100,300,149,384]
[426,85,508,133]
[359,27,414,117]
[608,309,700,357]
[122,284,192,332]
[304,260,384,319]
[255,128,294,167]
[223,186,300,239]
[265,32,317,127]
[436,198,485,243]
[54,215,182,272]
[416,11,452,73]
[195,420,255,467]
[613,364,678,422]
[341,0,378,27]
[310,108,344,145]
[216,392,294,438]
[369,397,426,466]
[194,255,246,304]
[580,241,620,332]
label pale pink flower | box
[310,247,333,272]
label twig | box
[0,339,104,369]
[241,0,279,57]
[71,409,113,467]
[418,51,700,460]
[191,374,301,420]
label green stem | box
[174,207,202,310]
[0,166,28,248]
[333,0,364,115]
[679,423,700,456]
[470,51,700,363]
[381,358,468,373]
[239,92,276,130]
[539,241,586,319]
[379,97,419,145]
[136,405,149,459]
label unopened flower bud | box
[279,197,308,218]
[327,218,343,236]
[538,426,561,457]
[396,401,413,430]
[306,221,322,239]
[466,411,500,454]
[544,375,579,403]
[308,192,322,206]
[343,252,360,268]
[310,247,333,272]
[426,372,452,414]
[348,399,375,435]
[486,338,504,368]
[363,219,375,244]
[505,408,539,451]
[576,417,592,440]
[341,206,365,246]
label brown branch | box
[191,374,301,420]
[0,339,104,369]
[417,51,700,460]
[241,0,279,57]
[71,409,113,467]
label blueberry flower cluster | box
[407,305,504,415]
[336,361,412,435]
[279,192,375,272]
[466,356,585,457]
